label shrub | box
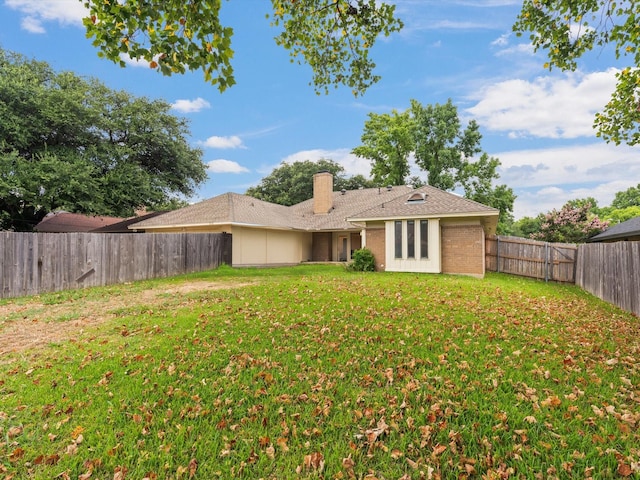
[347,248,376,272]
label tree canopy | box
[245,159,374,206]
[352,99,516,233]
[0,49,206,231]
[82,0,403,96]
[514,1,640,145]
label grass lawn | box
[0,265,638,479]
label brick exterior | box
[312,232,332,261]
[313,172,333,214]
[441,224,485,277]
[365,227,386,271]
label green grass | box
[1,265,638,479]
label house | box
[131,172,499,277]
[34,211,124,233]
[588,216,640,243]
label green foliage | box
[1,265,638,478]
[352,109,413,186]
[346,247,375,271]
[245,158,374,206]
[352,99,515,226]
[0,48,206,231]
[611,183,640,209]
[511,215,545,239]
[513,1,640,144]
[599,205,640,224]
[83,0,402,96]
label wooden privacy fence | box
[486,235,578,283]
[576,242,640,317]
[1,232,232,299]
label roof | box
[90,211,167,233]
[588,216,640,242]
[34,212,124,233]
[132,193,296,230]
[132,185,499,232]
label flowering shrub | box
[532,202,608,243]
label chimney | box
[313,171,333,214]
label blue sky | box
[1,0,638,219]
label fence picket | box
[0,232,231,299]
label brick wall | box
[365,227,386,271]
[441,224,485,277]
[313,172,333,214]
[312,232,332,261]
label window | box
[394,221,403,258]
[407,220,415,258]
[420,220,428,258]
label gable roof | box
[132,185,499,232]
[132,193,297,230]
[588,216,640,242]
[34,212,123,233]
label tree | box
[0,49,206,231]
[246,159,374,206]
[532,201,608,243]
[513,1,640,145]
[611,183,640,209]
[82,0,403,96]
[352,99,516,233]
[411,99,483,191]
[352,109,413,186]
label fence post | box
[496,236,501,273]
[544,242,549,282]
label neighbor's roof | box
[91,211,167,233]
[588,216,640,242]
[34,212,123,233]
[133,185,499,232]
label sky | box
[1,0,638,219]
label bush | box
[347,248,376,272]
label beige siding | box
[441,221,485,277]
[384,219,441,273]
[233,227,312,266]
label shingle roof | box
[133,193,296,230]
[347,185,499,221]
[34,212,124,233]
[588,216,640,242]
[133,185,499,232]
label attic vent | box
[407,192,426,204]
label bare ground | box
[0,281,251,357]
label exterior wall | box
[384,219,441,273]
[350,232,361,253]
[312,232,332,261]
[233,226,312,266]
[363,224,386,271]
[441,221,485,277]
[140,224,312,267]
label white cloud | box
[200,135,245,149]
[467,69,618,138]
[171,98,211,113]
[5,0,86,31]
[493,142,640,218]
[280,148,371,177]
[20,15,45,34]
[207,159,250,174]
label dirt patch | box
[0,281,251,357]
